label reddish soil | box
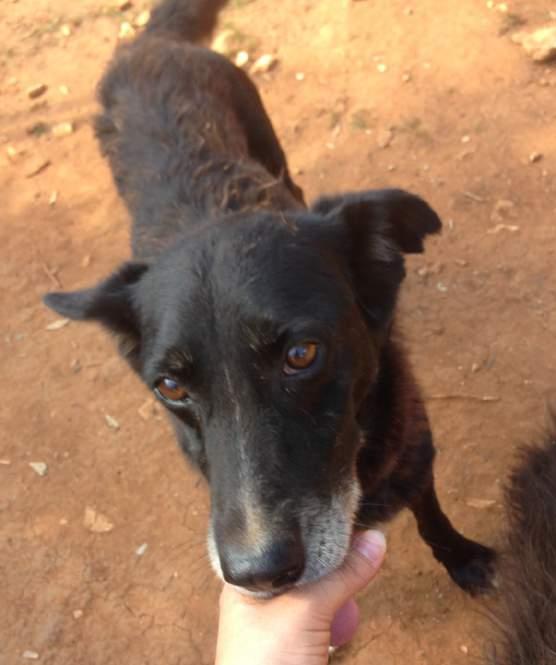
[1,1,555,663]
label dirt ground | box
[1,0,555,663]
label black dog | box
[45,0,495,595]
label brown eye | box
[284,342,319,375]
[156,377,189,402]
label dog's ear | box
[313,189,442,327]
[312,188,442,254]
[43,261,149,365]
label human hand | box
[215,530,386,665]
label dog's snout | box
[220,534,305,593]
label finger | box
[313,530,386,613]
[330,598,359,647]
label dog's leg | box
[231,69,305,204]
[410,477,496,595]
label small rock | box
[295,72,305,81]
[119,21,135,39]
[135,10,150,27]
[72,609,83,619]
[211,29,235,56]
[83,507,114,533]
[490,199,515,222]
[135,542,148,557]
[529,151,543,163]
[471,362,481,373]
[376,128,393,148]
[60,24,72,37]
[29,462,48,477]
[487,223,520,234]
[460,645,469,655]
[138,398,158,420]
[234,50,249,68]
[59,85,70,95]
[7,76,18,86]
[436,282,448,293]
[59,518,68,525]
[401,72,412,82]
[49,191,58,206]
[52,122,74,138]
[104,414,120,430]
[512,25,556,63]
[70,358,81,373]
[466,498,496,509]
[25,157,50,178]
[250,53,278,75]
[26,121,50,137]
[376,62,388,73]
[0,459,12,465]
[461,134,471,144]
[81,254,91,268]
[6,145,19,162]
[46,318,70,331]
[403,7,414,15]
[27,84,48,100]
[22,651,40,660]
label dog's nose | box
[220,535,305,593]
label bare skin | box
[215,531,387,665]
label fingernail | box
[354,530,386,561]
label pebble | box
[460,645,469,655]
[104,414,120,431]
[49,191,58,206]
[295,72,305,81]
[0,459,12,465]
[137,398,158,420]
[436,282,448,293]
[234,51,249,68]
[46,318,70,331]
[512,25,556,63]
[376,62,388,73]
[487,223,520,234]
[250,53,278,75]
[6,145,19,162]
[376,128,393,148]
[25,157,50,178]
[83,507,114,533]
[22,651,40,660]
[529,151,543,163]
[72,609,83,619]
[60,24,72,37]
[81,254,91,267]
[27,84,47,100]
[59,85,70,95]
[135,10,151,27]
[29,462,48,477]
[135,542,148,557]
[52,122,74,138]
[461,134,471,143]
[401,72,412,82]
[212,29,235,56]
[490,199,515,222]
[119,21,135,39]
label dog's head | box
[45,189,440,594]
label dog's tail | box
[145,0,229,43]
[496,407,556,664]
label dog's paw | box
[446,543,497,596]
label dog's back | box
[496,412,556,664]
[95,0,303,260]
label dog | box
[44,0,495,595]
[493,411,556,664]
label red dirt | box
[1,1,555,663]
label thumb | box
[312,530,386,614]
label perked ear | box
[312,188,442,254]
[312,189,442,328]
[43,261,148,365]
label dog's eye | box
[156,377,189,402]
[284,342,319,374]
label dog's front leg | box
[410,477,496,595]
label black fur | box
[44,0,495,594]
[494,412,556,664]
